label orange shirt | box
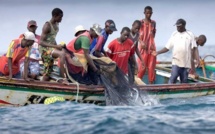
[106,39,134,74]
[0,38,30,75]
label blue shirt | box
[90,29,109,56]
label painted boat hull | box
[1,78,215,106]
[0,61,215,106]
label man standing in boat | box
[190,35,207,77]
[137,6,157,84]
[0,32,36,81]
[128,20,145,84]
[90,19,117,57]
[40,8,74,84]
[152,19,197,84]
[106,27,135,75]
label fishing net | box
[128,58,136,85]
[93,58,148,106]
[60,47,151,106]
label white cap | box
[23,31,36,41]
[74,25,86,36]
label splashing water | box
[210,72,215,80]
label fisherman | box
[106,27,135,75]
[90,19,117,57]
[74,25,86,37]
[128,20,145,84]
[0,32,36,81]
[61,25,90,84]
[39,8,74,84]
[19,20,41,79]
[137,6,157,84]
[65,24,102,85]
[190,35,207,77]
[152,18,197,84]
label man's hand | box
[195,59,200,68]
[95,69,102,75]
[8,74,12,81]
[141,61,145,69]
[189,73,199,79]
[55,45,63,50]
[139,40,147,50]
[151,51,157,56]
[24,77,34,82]
[193,73,199,79]
[134,65,138,75]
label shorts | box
[20,61,40,76]
[41,49,54,76]
[169,65,189,84]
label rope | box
[39,57,80,102]
[201,55,215,78]
[64,63,80,102]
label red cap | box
[27,20,37,28]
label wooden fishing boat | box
[0,61,215,107]
[155,58,215,81]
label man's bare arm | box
[8,58,12,80]
[83,49,98,72]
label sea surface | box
[1,96,215,134]
[0,45,215,134]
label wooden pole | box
[200,57,207,78]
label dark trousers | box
[169,65,189,84]
[69,66,99,85]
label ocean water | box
[1,46,215,134]
[1,95,215,134]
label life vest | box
[67,31,93,54]
[0,38,29,75]
[58,31,93,74]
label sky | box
[0,0,215,53]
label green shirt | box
[74,36,90,50]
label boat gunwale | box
[0,77,215,94]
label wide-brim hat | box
[91,23,102,36]
[74,25,86,36]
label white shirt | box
[165,30,197,68]
[29,38,40,60]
